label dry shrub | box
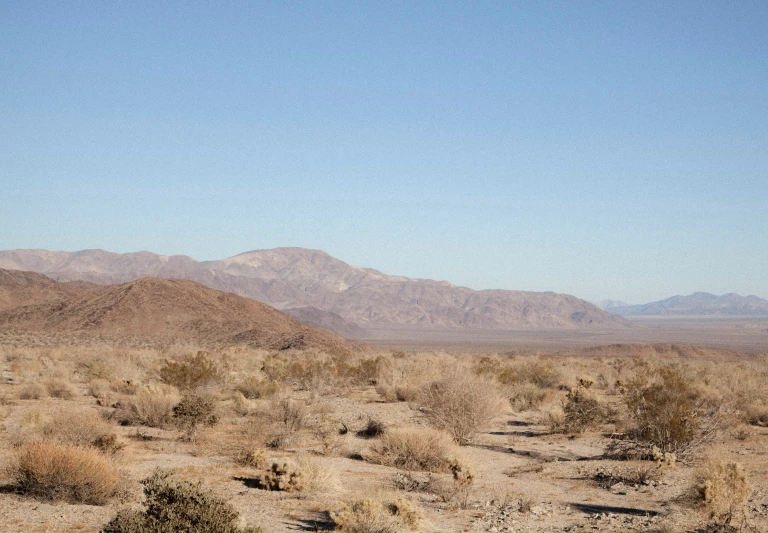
[331,495,422,532]
[82,357,116,381]
[623,365,726,457]
[234,377,280,399]
[159,351,221,390]
[561,386,609,434]
[362,427,460,473]
[44,378,77,399]
[508,382,549,412]
[418,373,502,445]
[18,382,46,400]
[41,408,116,448]
[429,460,475,508]
[116,385,180,428]
[313,415,345,455]
[6,440,120,504]
[745,403,768,427]
[692,460,751,526]
[102,470,261,533]
[230,391,255,416]
[357,418,386,439]
[89,378,112,399]
[498,359,561,388]
[260,395,307,448]
[235,447,267,468]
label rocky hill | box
[0,248,629,330]
[0,275,358,353]
[0,268,99,311]
[601,292,768,316]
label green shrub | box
[561,386,607,433]
[159,352,220,390]
[623,365,724,456]
[173,394,218,441]
[101,470,261,533]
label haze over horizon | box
[2,2,766,303]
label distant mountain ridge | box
[0,247,629,331]
[599,292,768,316]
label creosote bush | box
[623,365,725,457]
[418,373,502,445]
[561,386,608,433]
[7,440,121,505]
[159,351,221,390]
[173,394,218,441]
[331,496,422,533]
[101,470,261,533]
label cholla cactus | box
[259,461,305,492]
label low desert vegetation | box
[102,470,262,533]
[330,495,422,533]
[6,440,121,505]
[1,341,767,533]
[362,426,462,473]
[417,372,503,444]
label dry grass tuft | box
[362,427,461,474]
[331,495,422,532]
[44,378,77,399]
[5,440,121,504]
[18,382,47,400]
[115,385,180,428]
[692,459,752,526]
[41,408,116,448]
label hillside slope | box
[0,248,629,330]
[0,268,98,311]
[0,276,357,353]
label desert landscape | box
[0,260,766,533]
[3,3,766,532]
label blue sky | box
[1,1,766,303]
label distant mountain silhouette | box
[0,247,629,330]
[600,292,768,316]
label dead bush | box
[623,365,726,457]
[745,403,768,427]
[430,460,475,509]
[115,385,180,428]
[508,382,548,412]
[234,377,280,399]
[362,427,461,474]
[159,351,221,390]
[18,382,46,400]
[41,408,116,448]
[331,495,422,532]
[418,373,502,445]
[102,470,262,533]
[89,378,112,399]
[6,440,120,504]
[498,359,561,389]
[692,460,751,526]
[44,378,77,399]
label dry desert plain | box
[0,319,767,533]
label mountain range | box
[0,248,628,332]
[597,292,768,316]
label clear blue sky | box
[2,1,766,303]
